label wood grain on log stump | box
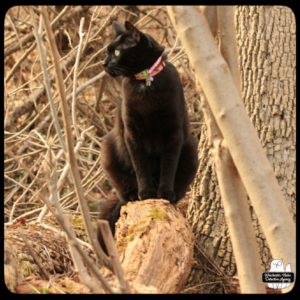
[114,199,194,293]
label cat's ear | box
[112,21,126,36]
[124,21,141,42]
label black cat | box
[98,21,198,252]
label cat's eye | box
[114,49,121,57]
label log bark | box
[5,199,194,294]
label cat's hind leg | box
[174,135,198,202]
[101,131,138,202]
[99,132,138,253]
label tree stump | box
[114,199,194,293]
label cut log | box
[113,199,194,293]
[5,199,194,293]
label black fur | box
[98,21,198,253]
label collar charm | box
[135,54,166,86]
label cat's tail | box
[97,196,124,254]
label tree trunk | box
[187,5,295,292]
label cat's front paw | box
[157,189,176,203]
[138,188,157,200]
[122,190,138,201]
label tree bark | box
[185,5,296,292]
[236,6,296,217]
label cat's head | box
[103,21,164,78]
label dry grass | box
[4,5,205,293]
[4,5,202,226]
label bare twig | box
[67,71,106,101]
[5,5,72,56]
[72,17,85,140]
[41,7,110,268]
[37,125,94,222]
[5,42,36,83]
[45,148,113,293]
[98,220,131,293]
[31,9,66,151]
[38,223,93,251]
[6,11,24,53]
[9,156,44,222]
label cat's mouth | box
[104,67,122,77]
[103,63,124,77]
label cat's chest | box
[123,79,150,98]
[121,87,165,132]
[135,82,148,93]
[122,81,161,115]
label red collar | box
[134,54,166,86]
